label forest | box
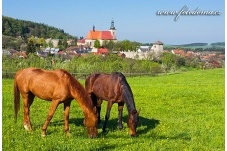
[2,16,76,40]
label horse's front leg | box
[118,102,124,129]
[64,100,72,136]
[102,101,113,133]
[42,101,59,137]
[22,93,35,131]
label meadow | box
[2,68,225,151]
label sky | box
[1,0,225,45]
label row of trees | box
[2,53,161,77]
[94,39,141,52]
[3,35,70,52]
[3,50,206,79]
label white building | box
[151,40,164,54]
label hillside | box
[170,42,225,48]
[164,42,225,53]
[2,16,77,40]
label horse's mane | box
[113,72,136,113]
[66,71,94,108]
[113,72,129,87]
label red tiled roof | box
[98,48,108,54]
[86,30,100,39]
[77,39,85,43]
[86,30,113,40]
[101,31,113,40]
[172,49,185,55]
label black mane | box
[114,72,136,113]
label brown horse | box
[85,72,139,137]
[14,67,98,138]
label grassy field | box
[2,69,225,150]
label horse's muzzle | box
[87,127,98,138]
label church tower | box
[109,19,116,39]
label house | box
[77,39,86,46]
[2,49,12,56]
[91,47,109,55]
[98,48,109,55]
[137,46,150,52]
[6,49,27,58]
[171,49,185,56]
[45,38,59,47]
[85,20,117,48]
[44,47,60,54]
[37,51,48,58]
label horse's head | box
[83,107,98,138]
[127,109,139,137]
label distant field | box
[2,69,224,150]
[164,44,225,50]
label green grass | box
[2,69,225,150]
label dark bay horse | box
[14,67,98,138]
[85,72,139,136]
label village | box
[2,20,225,69]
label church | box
[85,20,117,48]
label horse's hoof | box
[66,132,71,137]
[41,132,46,137]
[24,125,32,131]
[130,134,137,137]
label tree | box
[3,21,12,36]
[62,39,68,49]
[160,52,176,72]
[58,39,68,50]
[94,39,100,48]
[27,36,37,53]
[103,40,114,51]
[48,40,53,48]
[37,38,47,48]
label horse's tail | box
[14,78,20,122]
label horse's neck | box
[70,79,93,113]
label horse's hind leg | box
[64,100,72,136]
[90,93,102,124]
[22,92,35,131]
[41,101,59,137]
[97,99,103,124]
[118,102,124,129]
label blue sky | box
[2,0,225,44]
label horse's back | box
[87,73,124,102]
[14,68,73,101]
